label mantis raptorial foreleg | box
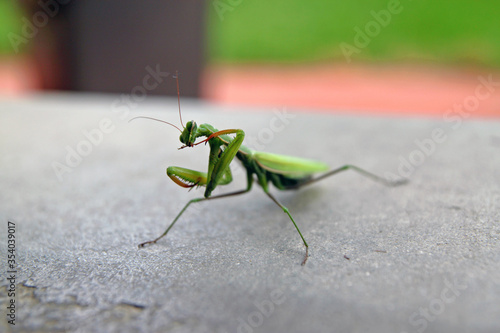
[204,129,245,197]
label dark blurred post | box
[24,0,206,97]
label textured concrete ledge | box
[0,94,499,332]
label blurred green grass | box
[2,1,499,68]
[208,0,500,67]
[0,1,23,54]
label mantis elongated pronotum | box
[133,76,407,265]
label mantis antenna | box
[173,70,184,129]
[128,116,183,133]
[128,70,186,133]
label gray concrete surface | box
[1,94,499,333]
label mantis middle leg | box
[139,170,254,248]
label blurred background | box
[1,0,499,117]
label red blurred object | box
[202,63,500,118]
[0,56,41,95]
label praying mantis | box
[134,76,407,265]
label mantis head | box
[179,120,198,147]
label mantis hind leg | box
[289,164,408,190]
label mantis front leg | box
[204,129,245,198]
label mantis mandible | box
[133,76,407,265]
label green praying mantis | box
[133,76,407,265]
